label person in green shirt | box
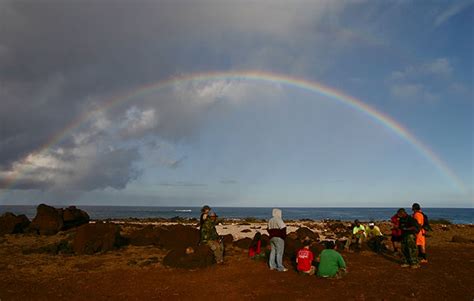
[317,241,347,278]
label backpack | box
[421,212,432,232]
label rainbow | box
[1,70,466,191]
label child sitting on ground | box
[296,239,316,275]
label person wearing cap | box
[397,208,420,269]
[366,221,385,253]
[412,203,428,263]
[344,219,366,252]
[267,208,288,272]
[317,241,347,278]
[200,205,211,227]
[200,211,224,264]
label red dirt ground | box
[1,224,473,300]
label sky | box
[0,0,472,208]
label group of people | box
[390,203,429,269]
[199,203,429,276]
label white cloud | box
[434,0,474,27]
[425,58,453,77]
[390,57,454,81]
[390,83,439,102]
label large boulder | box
[162,245,215,269]
[157,224,200,250]
[30,204,64,235]
[284,237,303,259]
[295,227,319,241]
[126,225,161,246]
[222,234,234,247]
[73,222,123,254]
[0,212,30,235]
[233,237,252,249]
[62,206,89,230]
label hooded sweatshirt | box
[268,208,287,239]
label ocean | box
[0,205,472,224]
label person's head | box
[412,203,421,212]
[354,219,360,226]
[253,232,262,241]
[272,208,282,218]
[368,221,375,229]
[209,211,218,220]
[397,208,407,218]
[201,205,211,214]
[324,240,336,249]
[303,238,311,248]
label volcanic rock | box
[284,237,303,259]
[0,212,30,235]
[30,204,64,235]
[295,227,319,241]
[62,206,89,230]
[233,237,252,249]
[126,225,161,246]
[157,224,200,250]
[73,222,123,254]
[222,234,234,246]
[162,245,215,269]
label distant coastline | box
[1,205,472,224]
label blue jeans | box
[269,237,285,271]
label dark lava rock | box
[295,227,319,241]
[62,206,89,230]
[233,237,252,249]
[162,245,215,269]
[157,224,200,250]
[0,212,30,235]
[30,204,64,235]
[126,225,161,246]
[30,204,90,235]
[222,234,234,246]
[284,237,303,259]
[73,222,123,254]
[260,234,270,248]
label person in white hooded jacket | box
[267,208,288,272]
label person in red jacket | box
[296,239,315,275]
[249,232,265,259]
[391,213,402,255]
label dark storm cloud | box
[0,0,349,191]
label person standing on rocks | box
[200,211,224,264]
[267,208,288,272]
[398,208,420,269]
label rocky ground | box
[0,215,473,301]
